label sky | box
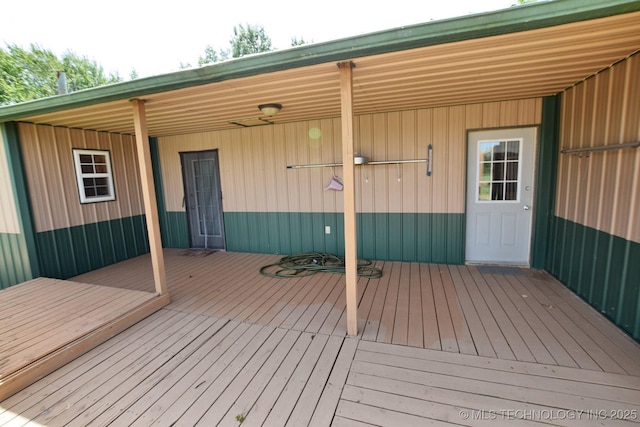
[2,0,518,79]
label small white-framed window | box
[72,149,116,203]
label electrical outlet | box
[325,226,331,234]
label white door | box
[465,127,537,266]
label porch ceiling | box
[12,10,640,137]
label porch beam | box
[338,60,358,336]
[131,99,168,296]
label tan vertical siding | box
[556,54,640,243]
[0,130,20,234]
[18,123,144,233]
[158,98,542,217]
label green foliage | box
[290,36,311,47]
[0,43,122,105]
[198,45,230,66]
[230,24,273,58]
[198,23,274,66]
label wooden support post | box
[338,61,358,336]
[131,99,168,296]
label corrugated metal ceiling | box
[13,10,640,137]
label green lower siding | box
[0,233,32,289]
[35,215,150,280]
[164,211,464,264]
[548,216,640,341]
[160,211,190,249]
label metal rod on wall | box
[561,141,640,155]
[367,159,427,165]
[286,158,428,169]
[286,162,343,169]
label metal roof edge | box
[1,0,639,122]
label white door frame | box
[465,127,538,266]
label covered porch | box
[1,250,639,425]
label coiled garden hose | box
[259,252,383,279]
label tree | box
[290,36,311,47]
[229,24,273,58]
[198,45,230,66]
[198,23,274,66]
[0,43,122,105]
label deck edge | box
[0,292,170,402]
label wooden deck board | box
[375,261,399,343]
[430,264,459,353]
[419,263,441,350]
[360,261,392,342]
[407,262,424,348]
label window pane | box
[491,182,504,200]
[93,154,106,163]
[507,140,520,160]
[79,154,93,164]
[94,164,107,173]
[493,162,504,181]
[85,187,96,197]
[479,163,491,182]
[505,182,518,200]
[478,183,490,201]
[479,142,497,162]
[493,142,506,161]
[96,186,110,196]
[81,164,94,173]
[83,177,95,187]
[506,161,519,180]
[95,177,108,186]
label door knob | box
[523,205,530,210]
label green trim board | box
[35,215,149,280]
[149,137,190,249]
[0,233,31,289]
[0,1,638,121]
[548,216,640,341]
[0,122,39,288]
[197,211,464,264]
[531,95,561,269]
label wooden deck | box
[0,277,168,402]
[1,250,639,425]
[74,250,640,375]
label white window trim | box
[72,148,116,204]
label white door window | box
[466,128,536,265]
